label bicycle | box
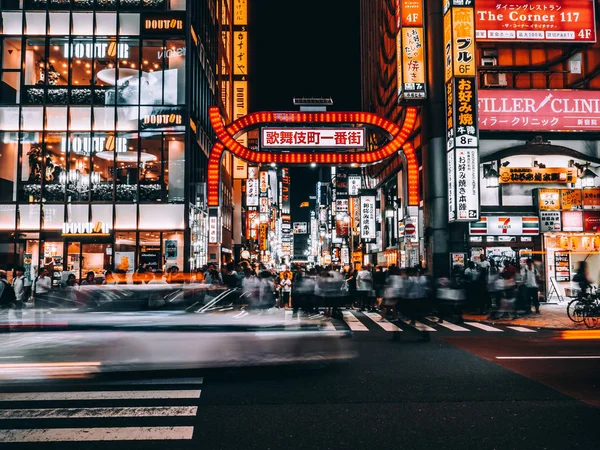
[582,299,600,329]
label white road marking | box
[363,312,402,332]
[464,322,503,332]
[426,317,470,332]
[320,320,336,331]
[507,326,536,333]
[401,319,436,332]
[342,311,369,331]
[94,377,204,386]
[0,426,194,442]
[0,390,202,401]
[496,356,600,360]
[0,406,197,419]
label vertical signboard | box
[444,0,480,222]
[397,1,427,101]
[233,0,249,148]
[246,178,259,206]
[208,209,219,244]
[360,191,377,242]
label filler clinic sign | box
[479,90,600,132]
[475,1,597,43]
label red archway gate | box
[207,106,419,207]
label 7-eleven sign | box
[469,216,539,236]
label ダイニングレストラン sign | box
[475,0,596,43]
[479,90,600,132]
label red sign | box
[479,90,600,132]
[476,1,596,43]
[584,212,600,232]
[405,223,416,235]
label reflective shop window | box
[42,132,66,203]
[48,13,70,36]
[46,106,68,130]
[42,204,65,230]
[72,12,94,36]
[139,132,163,202]
[19,204,41,230]
[141,39,185,105]
[25,12,46,35]
[0,133,18,202]
[115,132,138,202]
[2,38,22,70]
[21,106,44,130]
[118,13,140,35]
[95,12,117,36]
[169,0,185,11]
[0,205,17,231]
[166,133,184,202]
[0,1,22,10]
[115,204,136,229]
[163,230,183,270]
[1,72,21,105]
[69,106,92,130]
[19,140,40,203]
[0,107,19,130]
[91,132,117,202]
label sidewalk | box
[463,302,585,330]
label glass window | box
[139,204,183,229]
[66,133,90,202]
[42,204,65,230]
[169,0,185,10]
[115,133,138,201]
[25,12,46,35]
[140,40,163,105]
[139,231,161,271]
[67,203,89,223]
[114,231,136,272]
[1,72,21,105]
[72,13,94,36]
[21,106,44,130]
[166,133,184,202]
[0,107,19,130]
[165,39,185,105]
[69,106,92,130]
[139,132,162,202]
[2,38,22,70]
[91,132,116,201]
[0,205,17,230]
[48,13,70,36]
[43,132,66,202]
[20,140,41,202]
[114,38,140,106]
[163,231,183,270]
[92,203,113,225]
[24,38,49,87]
[115,204,136,228]
[46,106,68,130]
[93,106,115,130]
[48,38,68,87]
[116,106,138,130]
[1,12,23,35]
[95,12,117,36]
[0,133,18,202]
[19,204,41,230]
[118,13,140,36]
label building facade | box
[0,0,234,284]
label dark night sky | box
[249,0,361,217]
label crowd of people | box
[4,255,592,323]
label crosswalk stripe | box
[507,326,536,333]
[0,390,202,401]
[400,319,436,332]
[0,426,194,442]
[342,311,369,331]
[0,406,197,419]
[362,312,402,332]
[320,320,336,331]
[426,317,470,332]
[465,322,503,332]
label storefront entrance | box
[66,241,112,283]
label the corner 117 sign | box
[476,1,596,43]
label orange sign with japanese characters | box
[452,7,476,77]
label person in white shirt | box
[520,258,540,314]
[12,266,26,305]
[32,268,51,301]
[356,265,373,311]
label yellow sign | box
[561,189,583,211]
[443,9,453,83]
[452,8,475,77]
[233,31,247,76]
[500,167,576,184]
[539,189,561,210]
[234,0,248,25]
[259,223,268,251]
[233,79,248,147]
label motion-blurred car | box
[0,286,355,379]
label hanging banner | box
[475,0,597,44]
[397,1,427,101]
[445,1,479,222]
[360,192,377,241]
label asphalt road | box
[1,327,599,450]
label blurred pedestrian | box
[573,261,592,299]
[81,271,95,286]
[521,258,540,314]
[11,266,26,322]
[148,270,168,285]
[279,271,292,309]
[381,266,401,321]
[373,265,387,311]
[356,265,373,311]
[258,270,275,309]
[103,270,118,285]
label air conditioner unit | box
[483,72,507,87]
[481,57,497,67]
